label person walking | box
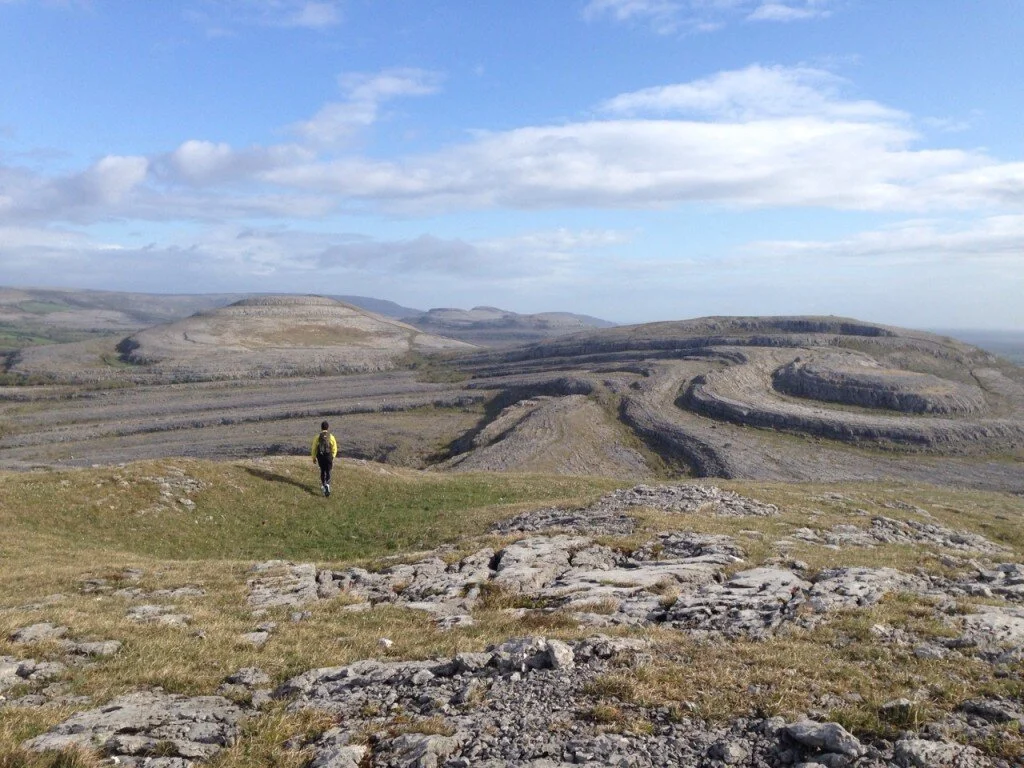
[311,420,337,497]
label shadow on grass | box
[243,466,321,497]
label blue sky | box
[1,0,1022,328]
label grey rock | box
[22,690,242,762]
[960,697,1023,724]
[809,567,929,613]
[784,720,864,757]
[658,567,810,639]
[63,639,123,658]
[546,639,575,670]
[9,622,69,643]
[491,485,778,538]
[379,732,463,768]
[225,667,271,688]
[1,656,28,691]
[310,745,367,768]
[16,660,66,683]
[127,604,191,626]
[239,631,270,648]
[708,739,748,764]
[247,561,320,610]
[892,738,988,767]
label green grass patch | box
[0,457,622,562]
[15,302,71,316]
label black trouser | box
[317,457,333,486]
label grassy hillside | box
[1,459,1023,765]
[0,458,620,562]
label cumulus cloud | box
[253,64,1017,214]
[291,68,442,147]
[0,155,148,223]
[156,140,314,185]
[264,115,979,213]
[3,65,1022,226]
[69,155,149,205]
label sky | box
[0,0,1022,329]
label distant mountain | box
[0,286,243,328]
[0,286,613,356]
[331,295,422,319]
[403,306,616,347]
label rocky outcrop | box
[685,348,1024,453]
[23,690,243,765]
[277,635,995,768]
[493,484,778,537]
[773,354,988,414]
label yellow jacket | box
[311,431,338,460]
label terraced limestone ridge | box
[449,316,1024,488]
[3,314,1022,491]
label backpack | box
[317,432,333,459]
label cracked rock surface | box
[280,635,999,768]
[492,483,779,537]
[22,689,243,765]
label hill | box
[0,287,422,356]
[1,458,1023,766]
[0,286,243,354]
[105,295,474,379]
[402,305,616,346]
[2,314,1022,495]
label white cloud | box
[264,115,981,213]
[745,214,1024,264]
[582,0,684,33]
[157,140,313,185]
[0,155,148,223]
[291,68,442,147]
[599,65,902,121]
[0,223,630,295]
[283,1,340,28]
[582,0,837,33]
[0,224,94,251]
[3,65,1021,226]
[70,155,149,205]
[747,2,832,22]
[187,0,342,32]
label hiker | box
[311,420,337,497]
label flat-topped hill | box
[115,295,474,378]
[459,315,988,366]
[403,305,615,346]
[8,295,473,382]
